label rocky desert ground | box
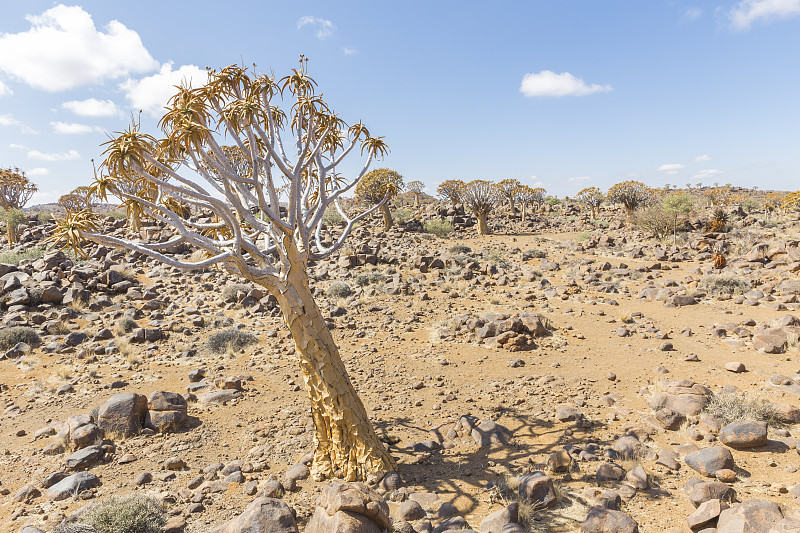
[2,193,800,533]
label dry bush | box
[54,494,166,533]
[0,326,41,350]
[221,283,252,303]
[704,391,781,426]
[207,328,257,354]
[632,206,672,239]
[698,272,750,296]
[326,281,352,298]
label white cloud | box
[27,149,80,161]
[568,176,592,183]
[694,154,711,162]
[297,16,336,39]
[729,0,800,29]
[9,143,27,150]
[121,62,209,117]
[0,4,158,91]
[30,189,63,205]
[0,80,11,97]
[520,71,612,97]
[343,47,357,55]
[693,168,724,180]
[62,98,121,117]
[0,114,21,127]
[657,163,684,172]
[682,7,703,21]
[51,121,101,134]
[28,167,50,176]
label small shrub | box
[449,244,471,254]
[57,494,166,533]
[698,272,750,296]
[423,219,454,237]
[322,208,344,226]
[525,248,546,259]
[0,246,45,264]
[704,391,781,426]
[109,210,127,220]
[116,318,138,335]
[221,283,252,303]
[576,232,591,242]
[355,273,385,287]
[207,328,257,354]
[449,253,472,267]
[392,208,412,225]
[0,326,41,350]
[632,206,672,239]
[327,281,352,298]
[38,212,54,223]
[484,249,510,269]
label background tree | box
[406,180,424,206]
[437,179,465,204]
[662,192,694,244]
[461,180,499,235]
[355,168,403,230]
[517,185,545,221]
[0,167,37,244]
[607,180,654,223]
[48,59,396,482]
[58,193,85,212]
[575,187,604,219]
[496,178,522,214]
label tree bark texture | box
[476,211,490,235]
[273,268,396,481]
[379,203,393,230]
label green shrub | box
[322,208,344,226]
[704,391,780,426]
[207,328,257,354]
[38,212,54,223]
[0,246,45,265]
[632,206,672,239]
[546,197,560,206]
[109,210,127,220]
[392,208,412,225]
[327,281,352,298]
[423,219,454,237]
[355,273,385,287]
[0,327,41,350]
[576,232,591,242]
[698,272,750,296]
[449,244,471,254]
[221,283,252,302]
[55,494,166,533]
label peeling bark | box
[476,211,490,235]
[379,203,393,230]
[273,267,396,482]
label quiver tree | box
[437,179,465,204]
[607,180,654,224]
[48,58,397,482]
[575,187,604,219]
[0,167,37,244]
[406,180,424,206]
[662,192,694,244]
[461,179,499,235]
[496,178,522,214]
[517,185,545,221]
[58,193,85,212]
[355,168,403,230]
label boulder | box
[719,421,768,449]
[479,502,518,533]
[45,472,101,501]
[97,392,148,438]
[688,499,728,531]
[685,447,735,478]
[517,472,557,508]
[305,482,390,533]
[214,497,298,532]
[581,506,639,533]
[688,481,737,507]
[145,390,187,432]
[717,499,783,533]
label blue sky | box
[0,1,798,205]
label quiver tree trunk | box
[476,210,490,235]
[379,203,393,230]
[273,268,396,482]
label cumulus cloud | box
[297,16,336,39]
[121,62,209,117]
[0,114,21,127]
[0,80,11,97]
[0,4,158,91]
[27,149,80,161]
[51,121,102,134]
[694,154,711,162]
[9,143,27,150]
[28,167,50,176]
[343,47,357,55]
[657,163,685,172]
[729,0,800,30]
[62,98,121,117]
[520,71,612,97]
